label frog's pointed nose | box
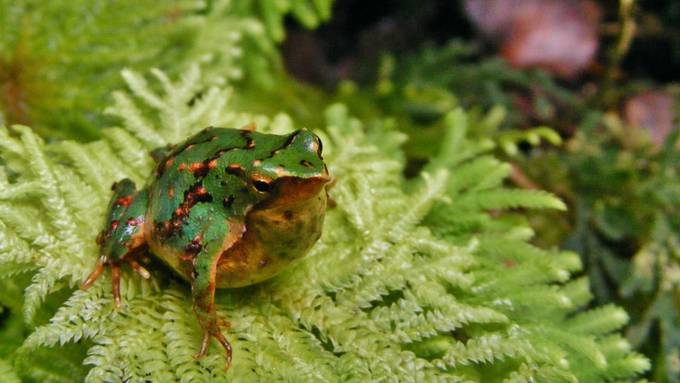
[297,175,331,197]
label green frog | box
[81,126,330,369]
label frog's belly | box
[145,234,310,288]
[146,192,326,288]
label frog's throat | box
[215,185,327,288]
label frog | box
[81,126,330,369]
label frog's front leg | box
[189,212,245,369]
[81,179,151,307]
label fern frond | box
[452,189,567,212]
[497,126,562,156]
[250,0,334,42]
[0,359,20,383]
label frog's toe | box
[81,257,122,308]
[111,263,122,309]
[213,330,233,370]
[82,255,150,309]
[127,258,151,279]
[193,331,211,360]
[193,326,233,370]
[81,256,106,290]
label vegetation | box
[0,0,677,381]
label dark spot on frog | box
[223,195,235,208]
[226,164,245,177]
[189,162,209,178]
[282,130,301,149]
[186,187,213,208]
[239,129,257,149]
[283,210,294,220]
[212,148,229,159]
[300,160,314,168]
[126,217,142,226]
[186,240,202,254]
[163,183,213,237]
[110,220,120,231]
[259,258,269,268]
[96,232,104,245]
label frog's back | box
[143,127,300,277]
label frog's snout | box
[288,175,331,198]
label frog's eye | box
[251,175,272,193]
[253,180,271,192]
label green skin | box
[82,127,330,369]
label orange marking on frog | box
[115,196,133,207]
[189,162,206,173]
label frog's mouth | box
[257,176,331,209]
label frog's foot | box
[193,317,233,369]
[81,251,152,308]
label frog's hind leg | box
[81,179,151,308]
[189,216,245,369]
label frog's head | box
[252,129,330,208]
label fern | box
[232,0,334,42]
[0,358,20,383]
[0,67,649,381]
[0,0,305,140]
